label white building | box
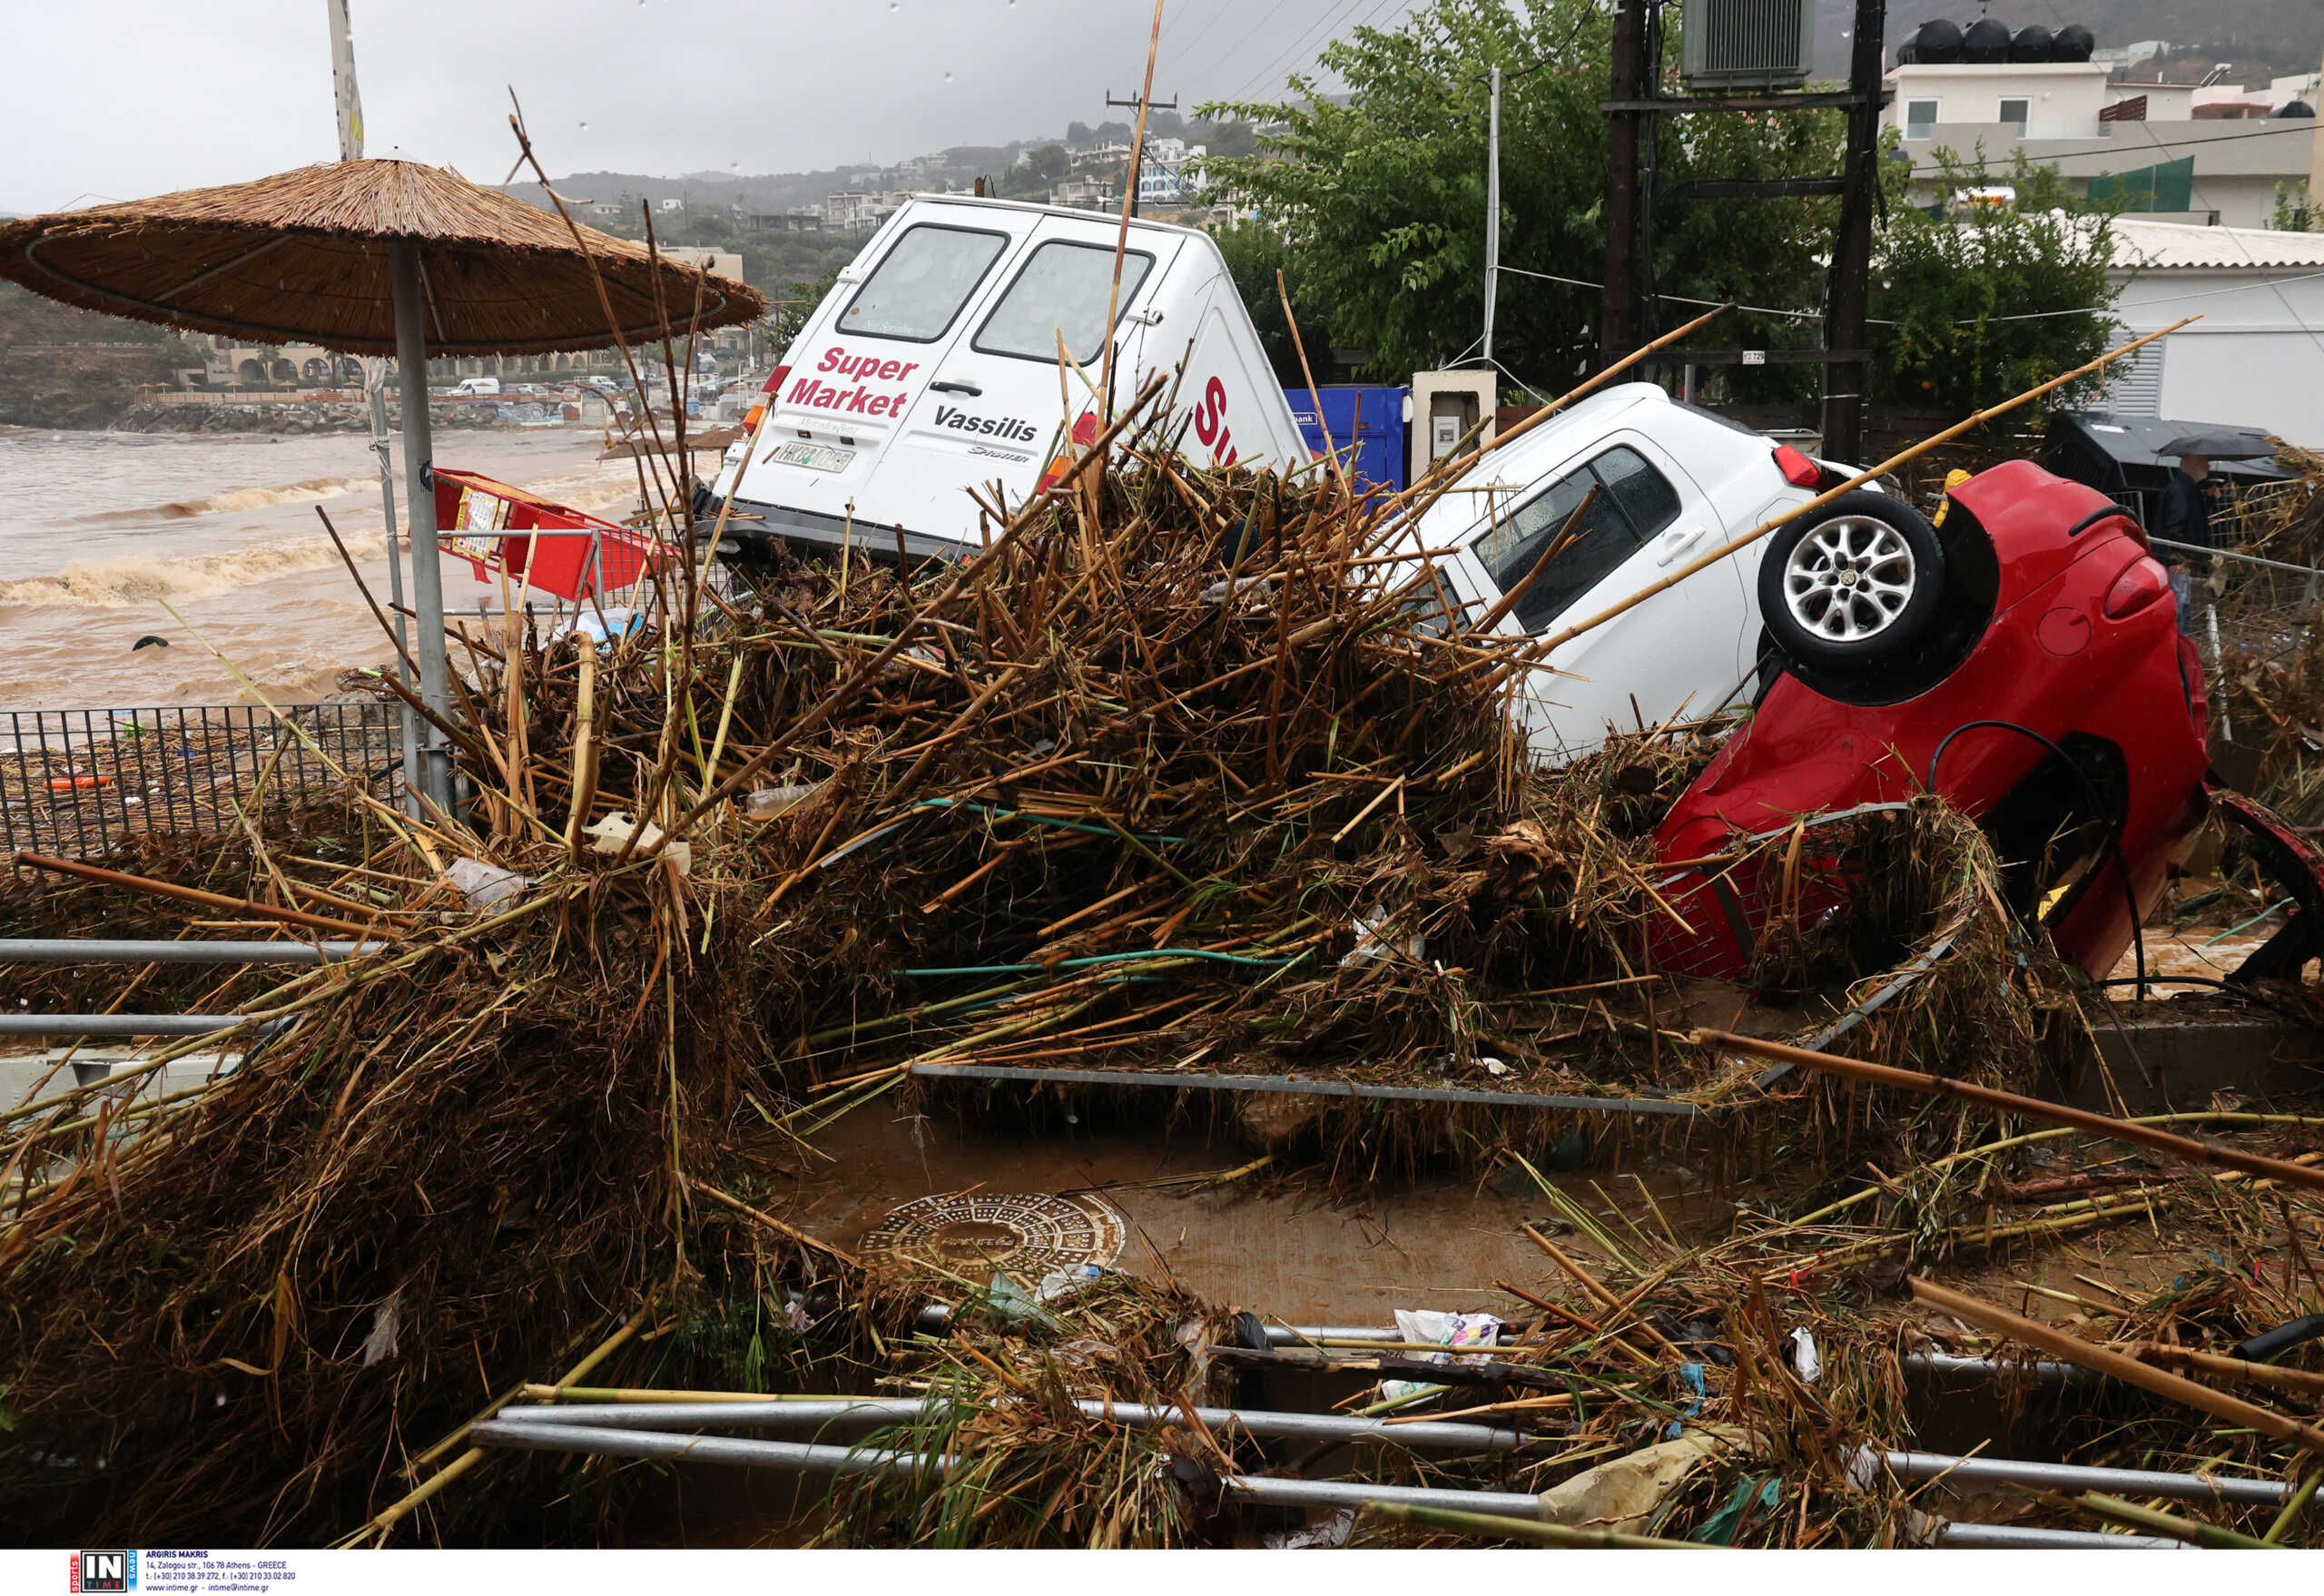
[657,247,744,285]
[1049,175,1117,212]
[823,191,910,230]
[1889,61,2117,140]
[1886,53,2321,228]
[1136,143,1208,207]
[2098,219,2324,447]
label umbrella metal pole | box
[366,369,421,818]
[390,241,454,813]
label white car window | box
[974,241,1156,363]
[838,225,1009,342]
[1470,446,1683,633]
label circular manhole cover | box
[859,1190,1127,1277]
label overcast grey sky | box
[1,0,1419,213]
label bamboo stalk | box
[2064,1491,2282,1550]
[2122,1343,2324,1395]
[564,633,600,859]
[683,1176,864,1269]
[15,852,385,941]
[1508,319,2197,670]
[1698,1029,2324,1195]
[336,1299,655,1546]
[1362,1500,1713,1549]
[1909,1277,2324,1453]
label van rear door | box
[728,207,1040,547]
[869,212,1186,543]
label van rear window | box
[973,241,1156,363]
[838,225,1009,342]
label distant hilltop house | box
[822,190,911,231]
[1136,139,1210,208]
[1049,175,1118,212]
[657,247,743,285]
[1884,25,2321,229]
[745,205,830,233]
[187,332,623,389]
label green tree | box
[1869,152,2121,412]
[1199,0,1847,388]
[772,264,843,353]
[1210,217,1334,386]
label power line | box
[1183,0,1306,98]
[1163,0,1264,70]
[1900,113,2323,179]
[1221,0,1383,105]
[1493,258,2324,326]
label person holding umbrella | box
[2151,429,2281,636]
[2154,443,2216,636]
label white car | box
[1394,383,1919,762]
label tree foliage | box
[1201,0,2123,415]
[1869,152,2122,411]
[1200,0,1847,389]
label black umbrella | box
[2156,431,2277,460]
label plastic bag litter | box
[550,606,646,646]
[1378,1309,1502,1400]
[444,857,534,912]
[1263,1507,1355,1549]
[1341,910,1426,969]
[583,811,691,873]
[1788,1325,1822,1383]
[1537,1427,1740,1534]
[744,783,823,821]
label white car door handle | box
[1650,524,1712,566]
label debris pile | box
[1,412,2316,1550]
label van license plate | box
[770,441,853,473]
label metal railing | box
[1,704,400,859]
[2152,537,2324,681]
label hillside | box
[1817,0,2324,77]
[0,282,179,429]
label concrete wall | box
[2112,271,2324,447]
[1903,117,2319,228]
[1887,64,2115,140]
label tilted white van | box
[705,195,1309,565]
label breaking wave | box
[79,476,373,524]
[0,528,388,609]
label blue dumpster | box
[1286,385,1409,495]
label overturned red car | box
[1649,460,2211,982]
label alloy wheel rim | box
[1782,516,1917,643]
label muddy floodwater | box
[0,426,635,711]
[772,1106,1726,1324]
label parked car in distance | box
[451,377,502,397]
[1390,383,1905,763]
[1649,460,2213,982]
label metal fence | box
[2154,537,2324,679]
[1,704,400,859]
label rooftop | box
[2112,217,2324,271]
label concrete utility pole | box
[1105,87,1178,218]
[327,0,424,815]
[1483,64,1502,365]
[1824,0,1889,465]
[1600,0,1647,367]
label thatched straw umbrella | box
[0,159,765,811]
